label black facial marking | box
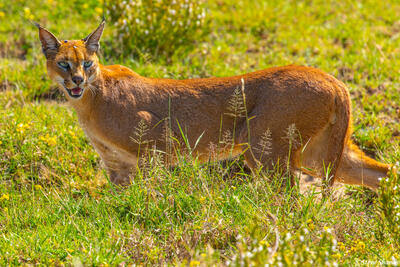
[64,40,68,43]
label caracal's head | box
[36,20,105,100]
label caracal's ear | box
[35,23,61,58]
[83,19,105,53]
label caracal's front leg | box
[90,138,137,185]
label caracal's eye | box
[57,61,69,69]
[83,61,93,69]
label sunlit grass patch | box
[0,99,99,189]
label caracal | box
[36,21,393,190]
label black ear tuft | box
[83,19,105,53]
[33,21,41,29]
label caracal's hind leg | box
[297,122,346,187]
[296,95,350,188]
[90,138,137,185]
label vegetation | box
[1,0,400,265]
[106,0,208,57]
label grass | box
[1,0,400,265]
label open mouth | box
[66,87,83,98]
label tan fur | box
[37,22,393,190]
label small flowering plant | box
[229,226,341,266]
[378,163,400,248]
[106,0,208,57]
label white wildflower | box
[391,256,398,266]
[285,232,292,240]
[245,251,253,258]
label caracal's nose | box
[72,76,84,86]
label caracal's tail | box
[336,141,392,190]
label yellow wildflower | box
[23,7,34,20]
[338,242,346,251]
[95,7,102,16]
[357,241,366,251]
[189,260,200,267]
[0,194,9,201]
[349,240,365,253]
[194,224,202,230]
[34,184,43,190]
[3,207,8,213]
[16,123,29,134]
[199,196,206,203]
[39,134,57,146]
[68,130,78,140]
[47,136,57,146]
[0,11,5,18]
[82,3,89,9]
[307,219,315,230]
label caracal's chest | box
[79,117,139,169]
